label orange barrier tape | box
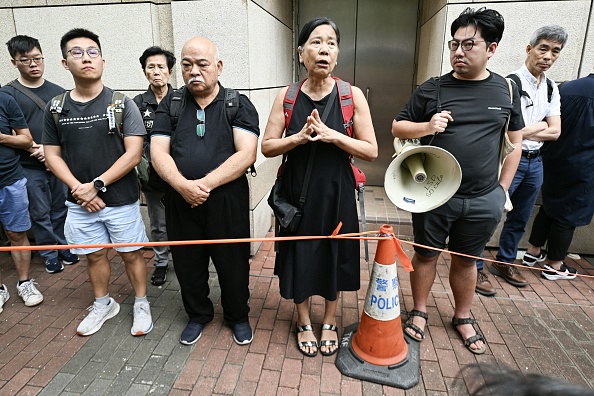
[1,226,591,280]
[397,239,594,280]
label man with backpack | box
[476,25,568,294]
[133,46,175,286]
[151,36,259,346]
[1,35,79,274]
[42,28,153,337]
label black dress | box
[274,85,360,304]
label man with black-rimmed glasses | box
[42,28,153,337]
[392,8,524,354]
[2,35,79,275]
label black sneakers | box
[522,251,547,267]
[542,263,578,281]
[151,267,167,286]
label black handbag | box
[267,85,337,233]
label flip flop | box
[319,323,339,356]
[295,324,318,357]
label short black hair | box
[297,17,340,49]
[139,46,176,71]
[451,7,505,47]
[60,28,101,59]
[6,35,42,58]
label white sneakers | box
[16,280,44,307]
[77,298,121,336]
[0,284,9,314]
[77,297,154,337]
[131,300,153,336]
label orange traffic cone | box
[336,224,420,389]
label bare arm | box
[391,111,454,140]
[499,128,523,191]
[0,127,33,150]
[522,115,561,142]
[70,135,144,205]
[201,129,258,190]
[261,87,312,157]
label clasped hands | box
[72,183,106,213]
[295,108,337,144]
[178,179,211,208]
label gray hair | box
[530,25,568,48]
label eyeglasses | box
[447,39,486,52]
[15,57,44,65]
[196,109,205,138]
[67,47,101,58]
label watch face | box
[94,179,105,191]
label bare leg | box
[320,294,339,354]
[86,249,111,298]
[5,230,31,282]
[296,298,317,355]
[119,250,147,297]
[525,243,541,257]
[405,252,439,339]
[450,256,484,351]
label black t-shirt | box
[151,83,260,180]
[0,92,28,187]
[0,80,65,170]
[396,71,524,198]
[42,86,146,206]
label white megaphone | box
[384,138,462,213]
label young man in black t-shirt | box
[392,7,524,355]
[1,35,78,275]
[43,28,152,337]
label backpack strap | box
[169,86,186,131]
[224,88,256,176]
[506,73,530,100]
[546,77,553,103]
[283,79,307,132]
[108,91,126,137]
[332,76,354,138]
[6,79,47,111]
[50,92,68,127]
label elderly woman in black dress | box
[261,17,377,357]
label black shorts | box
[412,185,506,260]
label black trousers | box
[528,206,576,261]
[165,177,250,325]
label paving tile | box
[421,360,446,391]
[38,373,75,396]
[213,364,241,394]
[278,358,302,388]
[238,352,264,382]
[254,369,280,396]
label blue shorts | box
[65,200,148,255]
[0,178,31,232]
[412,185,506,260]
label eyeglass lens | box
[196,109,206,138]
[68,48,101,58]
[17,57,44,65]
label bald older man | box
[151,37,259,345]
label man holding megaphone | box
[391,7,524,354]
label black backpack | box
[169,86,256,176]
[507,73,553,103]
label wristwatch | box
[92,177,107,193]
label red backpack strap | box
[333,76,354,137]
[283,79,307,132]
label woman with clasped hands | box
[261,17,377,358]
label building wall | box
[0,0,293,254]
[418,0,594,254]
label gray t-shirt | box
[42,86,145,206]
